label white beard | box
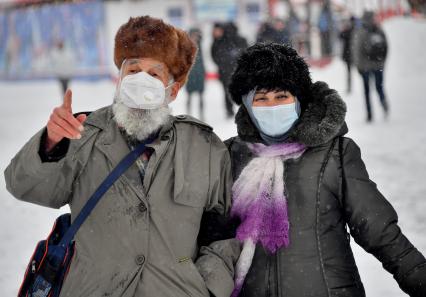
[112,97,171,141]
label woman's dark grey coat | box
[225,82,426,297]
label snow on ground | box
[0,17,425,296]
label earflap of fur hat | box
[114,16,197,85]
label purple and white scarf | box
[231,142,306,297]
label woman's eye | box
[255,97,267,102]
[277,92,289,97]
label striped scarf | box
[231,142,306,297]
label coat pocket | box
[173,127,211,209]
[174,191,207,208]
[177,258,210,297]
[173,158,209,207]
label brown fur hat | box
[114,16,197,85]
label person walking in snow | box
[224,42,426,297]
[4,16,237,297]
[50,39,75,97]
[211,22,248,118]
[318,2,335,57]
[353,11,389,122]
[186,27,206,121]
[339,15,356,93]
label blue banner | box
[0,1,109,80]
[194,0,237,22]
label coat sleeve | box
[211,41,219,65]
[381,28,389,59]
[195,133,241,297]
[342,138,426,297]
[4,128,81,209]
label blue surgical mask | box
[252,103,299,137]
[242,89,301,144]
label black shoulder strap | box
[338,137,351,241]
[319,137,339,199]
[338,136,346,201]
[322,137,346,209]
[58,134,157,248]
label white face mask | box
[117,71,173,110]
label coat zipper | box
[266,253,271,297]
[276,251,281,297]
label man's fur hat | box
[114,16,197,85]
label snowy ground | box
[1,17,425,296]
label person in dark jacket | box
[186,28,206,121]
[256,21,276,43]
[257,19,290,45]
[318,2,335,57]
[211,22,248,118]
[353,11,389,122]
[339,16,356,93]
[225,42,426,297]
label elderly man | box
[5,16,238,297]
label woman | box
[225,43,426,297]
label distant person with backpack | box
[353,11,389,122]
[212,22,248,118]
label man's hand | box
[45,89,87,152]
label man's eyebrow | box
[151,64,165,71]
[128,59,140,65]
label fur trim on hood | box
[235,81,348,147]
[114,16,197,85]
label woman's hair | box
[229,43,313,110]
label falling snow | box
[0,17,425,296]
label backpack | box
[363,30,387,62]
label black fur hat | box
[229,43,313,110]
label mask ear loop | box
[164,77,176,105]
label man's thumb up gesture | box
[45,89,87,152]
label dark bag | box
[18,214,74,297]
[17,135,156,297]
